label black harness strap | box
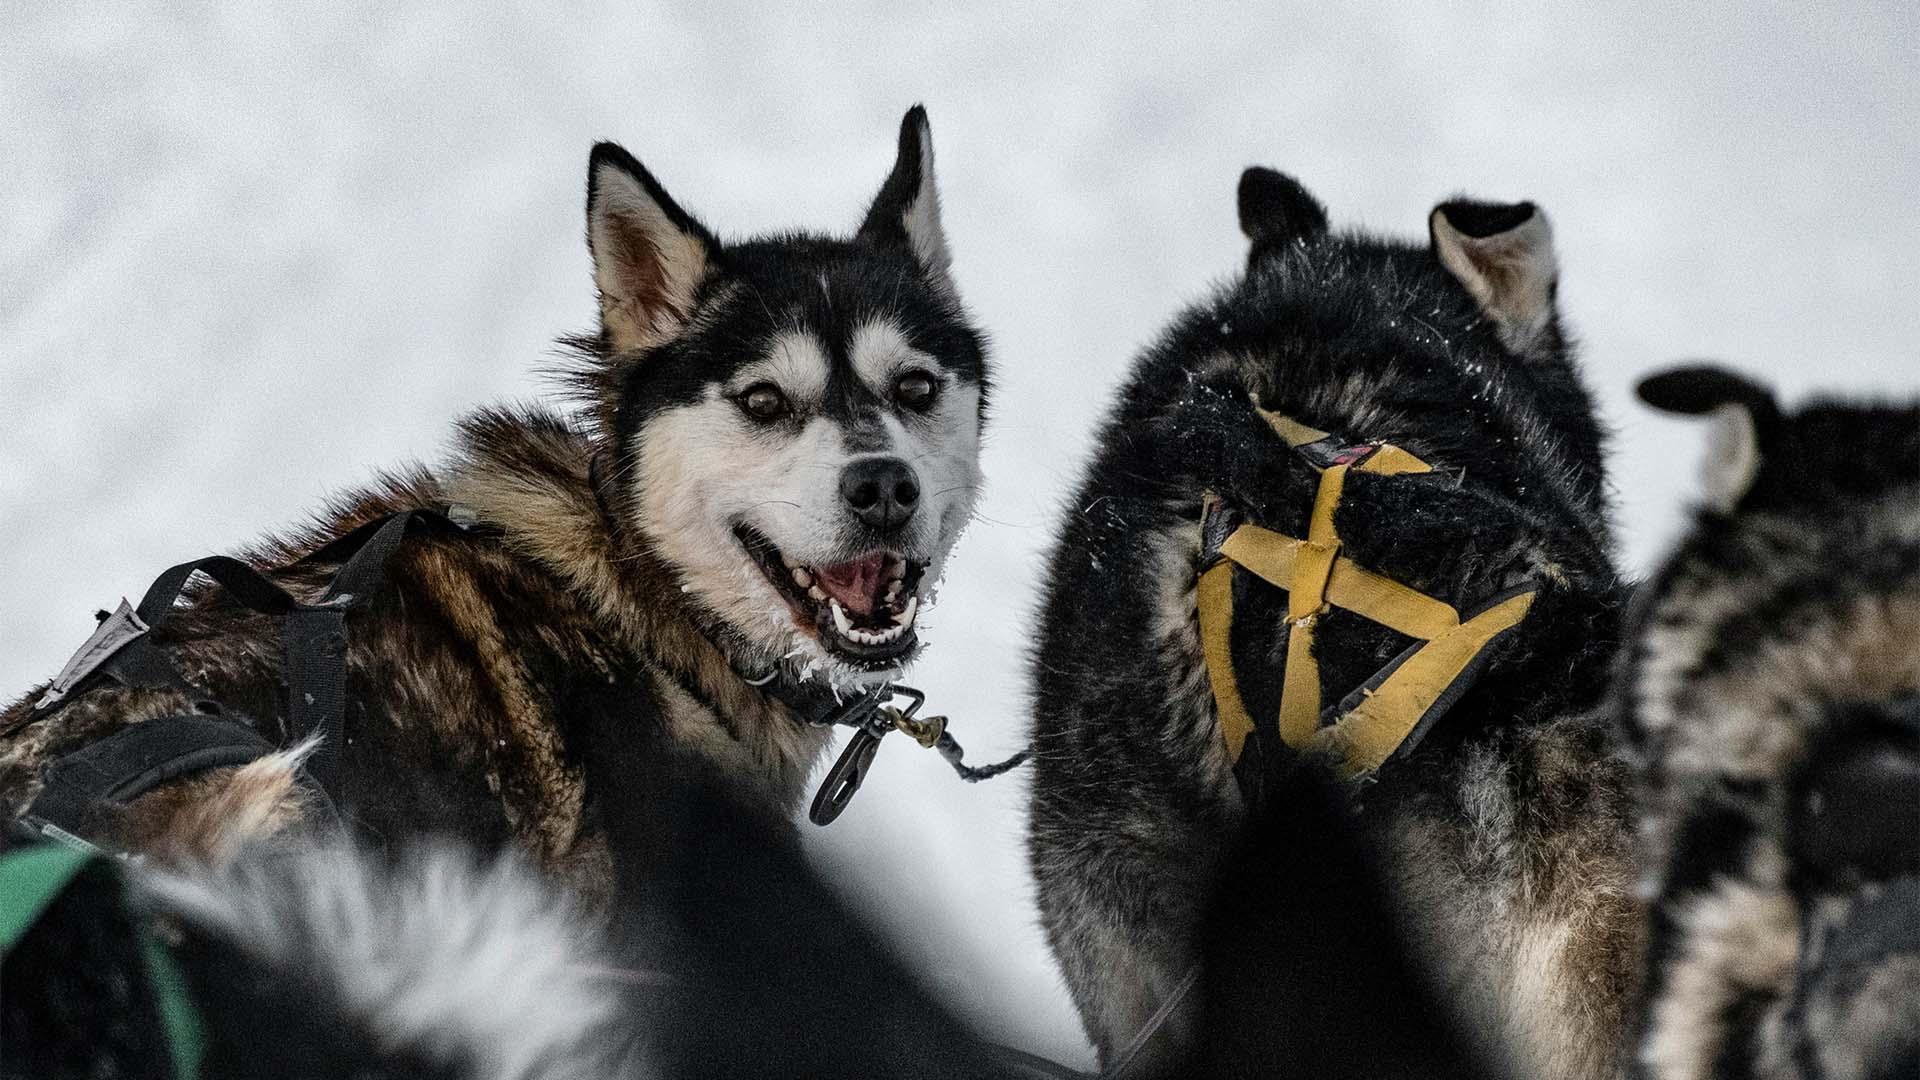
[19,510,457,846]
[136,555,299,624]
[23,716,287,842]
[282,608,349,797]
[283,512,423,796]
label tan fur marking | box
[1659,586,1920,795]
[1384,714,1637,1079]
[412,544,584,864]
[119,745,319,868]
[1640,863,1798,1080]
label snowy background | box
[3,2,1913,1066]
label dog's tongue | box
[815,552,887,617]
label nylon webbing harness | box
[1196,407,1537,784]
[11,511,456,851]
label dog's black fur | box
[1028,167,1636,1073]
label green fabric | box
[0,844,94,950]
[0,845,206,1080]
[142,932,208,1080]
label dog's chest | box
[646,667,835,813]
[516,670,834,910]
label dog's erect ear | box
[856,105,952,292]
[586,142,718,354]
[1638,364,1782,513]
[1431,199,1558,355]
[1238,167,1329,254]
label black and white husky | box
[1,106,989,885]
[1026,169,1638,1076]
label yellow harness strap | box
[1196,407,1538,779]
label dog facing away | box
[1027,169,1639,1075]
[0,106,988,902]
[1620,368,1920,1080]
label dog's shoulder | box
[0,403,641,864]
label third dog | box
[1620,367,1920,1080]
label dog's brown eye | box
[895,371,937,411]
[739,383,790,422]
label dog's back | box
[1027,169,1636,1074]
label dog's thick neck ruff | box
[447,411,826,722]
[457,417,1008,826]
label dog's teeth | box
[781,552,797,570]
[808,585,827,601]
[830,600,853,637]
[886,562,906,582]
[894,595,919,629]
[792,566,813,587]
[884,579,903,601]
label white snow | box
[3,3,1913,1068]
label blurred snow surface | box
[3,2,1913,1068]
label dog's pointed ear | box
[587,142,719,353]
[1238,167,1329,256]
[1638,364,1783,513]
[857,105,952,291]
[1431,199,1558,355]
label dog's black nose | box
[840,457,920,533]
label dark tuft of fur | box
[1193,761,1495,1079]
[1237,166,1329,257]
[1636,364,1776,419]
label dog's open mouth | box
[734,525,927,665]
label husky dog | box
[1620,368,1920,1080]
[0,106,987,897]
[2,840,632,1079]
[1027,169,1638,1075]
